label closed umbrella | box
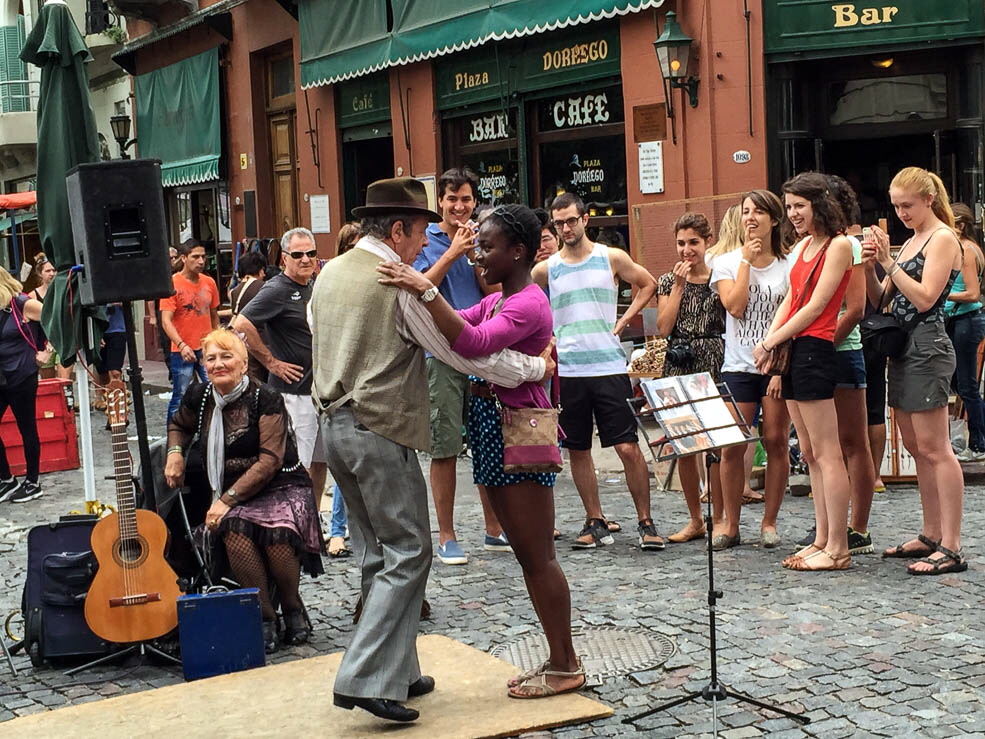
[20,0,105,363]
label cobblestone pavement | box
[2,394,984,737]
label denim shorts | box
[833,348,866,390]
[721,371,771,404]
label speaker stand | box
[63,640,180,677]
[122,302,155,505]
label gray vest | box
[310,248,430,451]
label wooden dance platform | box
[5,634,613,738]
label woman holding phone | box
[863,167,966,575]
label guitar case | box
[22,515,111,666]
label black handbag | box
[860,312,907,358]
[861,258,908,359]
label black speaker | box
[66,159,174,306]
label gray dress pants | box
[320,406,432,700]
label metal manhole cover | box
[490,626,675,680]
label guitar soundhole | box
[113,536,148,567]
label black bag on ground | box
[860,313,907,358]
[21,516,111,666]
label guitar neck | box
[110,422,138,539]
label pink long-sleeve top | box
[452,284,555,410]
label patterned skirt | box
[468,392,556,489]
[217,481,325,577]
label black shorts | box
[781,337,837,402]
[721,371,771,404]
[97,332,127,373]
[559,374,638,450]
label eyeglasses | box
[287,249,318,260]
[551,216,583,231]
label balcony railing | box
[0,78,39,114]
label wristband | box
[166,445,184,456]
[740,258,751,266]
[177,340,186,349]
[888,263,902,278]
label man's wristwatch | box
[420,285,439,303]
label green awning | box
[300,0,664,89]
[135,47,221,187]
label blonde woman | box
[863,167,966,575]
[0,270,45,503]
[707,204,743,260]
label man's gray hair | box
[281,227,316,250]
[359,213,422,241]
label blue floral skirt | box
[468,390,557,489]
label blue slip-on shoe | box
[437,539,468,565]
[483,532,512,553]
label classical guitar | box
[85,385,181,643]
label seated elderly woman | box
[164,329,323,652]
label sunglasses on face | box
[287,249,318,260]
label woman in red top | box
[753,172,854,571]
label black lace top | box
[167,379,308,502]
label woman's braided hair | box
[484,204,542,264]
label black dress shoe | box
[333,694,419,722]
[407,675,435,697]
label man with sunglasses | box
[233,227,328,508]
[532,192,664,552]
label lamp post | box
[110,113,136,158]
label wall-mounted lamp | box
[109,114,137,159]
[654,12,700,109]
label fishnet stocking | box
[265,543,302,615]
[224,532,275,621]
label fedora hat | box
[351,177,442,222]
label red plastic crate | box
[0,378,80,476]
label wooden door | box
[269,111,298,236]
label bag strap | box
[790,236,831,313]
[9,299,39,352]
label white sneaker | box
[956,447,985,462]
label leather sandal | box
[507,660,551,688]
[883,533,939,559]
[508,659,586,699]
[908,545,968,576]
[786,549,851,571]
[782,544,820,569]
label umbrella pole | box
[76,361,97,505]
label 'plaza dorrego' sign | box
[763,0,985,56]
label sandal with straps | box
[883,533,939,559]
[786,549,851,571]
[507,660,551,688]
[908,545,968,576]
[508,659,586,699]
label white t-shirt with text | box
[709,250,791,374]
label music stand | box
[623,375,809,733]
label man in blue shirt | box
[412,168,508,565]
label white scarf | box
[206,376,250,498]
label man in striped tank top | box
[532,193,665,551]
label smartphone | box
[862,227,873,240]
